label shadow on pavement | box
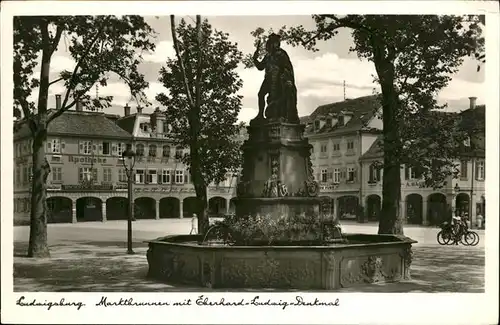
[13,241,484,293]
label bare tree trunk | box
[28,21,52,257]
[28,126,51,257]
[378,78,404,235]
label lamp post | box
[122,147,136,254]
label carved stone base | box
[146,234,417,290]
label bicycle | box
[437,221,480,246]
[461,230,480,246]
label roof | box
[361,136,384,160]
[14,110,132,140]
[301,95,382,135]
[459,105,485,133]
[116,114,138,134]
[361,106,486,161]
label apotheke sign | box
[68,155,109,164]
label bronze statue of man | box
[252,33,299,124]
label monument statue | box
[252,33,300,124]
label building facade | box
[302,95,383,220]
[358,98,486,227]
[13,99,242,225]
[300,95,485,226]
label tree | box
[245,15,484,234]
[156,16,243,234]
[14,16,156,257]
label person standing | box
[190,213,198,235]
[476,213,484,229]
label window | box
[135,169,145,184]
[22,166,28,184]
[162,169,171,184]
[103,168,112,182]
[369,164,381,183]
[347,141,354,151]
[333,168,340,183]
[116,143,125,157]
[136,144,145,156]
[148,144,157,157]
[175,170,184,184]
[79,141,92,155]
[326,118,332,127]
[102,142,111,155]
[310,145,315,154]
[476,161,485,180]
[52,167,62,182]
[15,168,20,186]
[347,167,355,182]
[314,120,320,129]
[147,169,157,184]
[118,169,127,182]
[460,160,468,179]
[332,143,340,152]
[337,116,344,126]
[321,169,328,183]
[463,136,471,147]
[50,139,61,153]
[162,145,171,158]
[405,166,422,180]
[320,143,328,155]
[184,170,190,184]
[79,167,93,182]
[175,147,183,160]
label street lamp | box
[122,147,136,255]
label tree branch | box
[194,15,203,111]
[48,18,108,124]
[48,77,64,86]
[46,79,95,123]
[49,24,64,56]
[170,15,195,108]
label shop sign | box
[68,156,108,164]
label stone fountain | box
[146,34,416,290]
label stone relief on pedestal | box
[262,155,289,198]
[400,247,414,280]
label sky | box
[36,15,486,123]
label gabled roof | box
[302,95,382,135]
[116,114,138,134]
[14,110,132,140]
[360,135,384,160]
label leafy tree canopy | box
[14,15,156,126]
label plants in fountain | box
[203,213,345,246]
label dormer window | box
[140,123,149,132]
[326,118,332,127]
[337,115,344,126]
[314,120,320,130]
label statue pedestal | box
[234,197,321,219]
[236,119,320,218]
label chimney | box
[124,104,130,116]
[137,106,143,114]
[55,94,61,110]
[468,96,477,110]
[75,100,83,112]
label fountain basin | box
[146,234,417,290]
